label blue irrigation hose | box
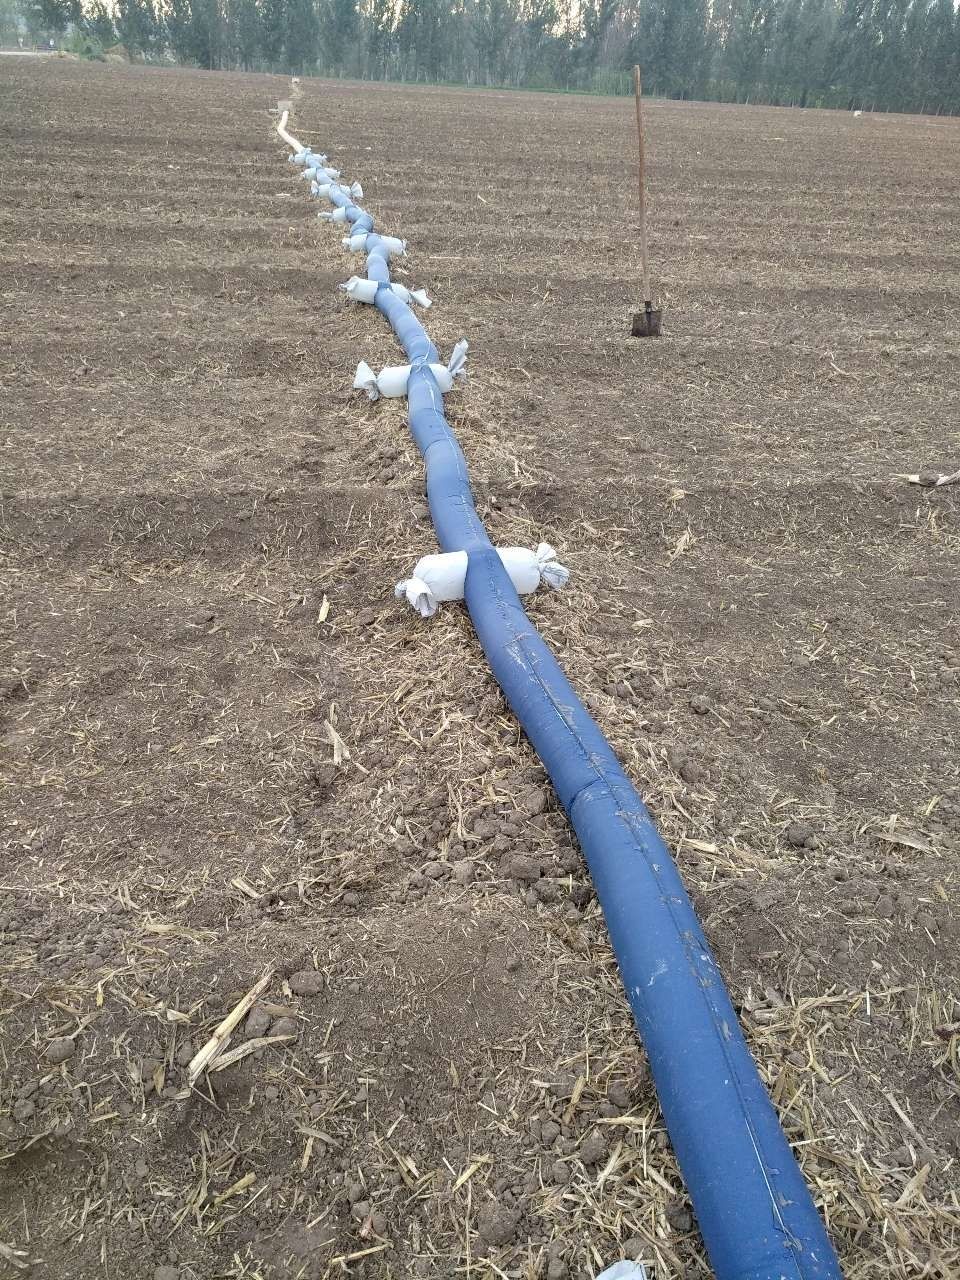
[312,167,843,1280]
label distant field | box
[1,60,958,1280]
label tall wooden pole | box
[633,65,651,308]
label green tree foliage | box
[62,0,960,116]
[228,0,261,68]
[188,0,226,67]
[115,0,161,57]
[319,0,357,73]
[284,0,319,70]
[633,0,712,98]
[259,0,285,63]
[29,0,71,37]
[922,0,960,111]
[0,0,23,40]
[163,0,195,60]
[82,0,116,45]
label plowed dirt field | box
[1,60,958,1280]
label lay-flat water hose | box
[277,112,844,1280]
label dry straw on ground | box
[1,59,958,1280]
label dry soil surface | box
[1,61,959,1280]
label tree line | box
[5,0,959,115]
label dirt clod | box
[12,1098,35,1124]
[503,853,540,883]
[680,760,705,784]
[244,1004,272,1038]
[520,785,549,816]
[606,1080,631,1110]
[786,822,814,848]
[288,970,324,997]
[579,1128,608,1166]
[46,1037,76,1064]
[666,1199,694,1233]
[477,1200,521,1247]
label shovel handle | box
[633,65,651,307]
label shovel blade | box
[631,308,663,337]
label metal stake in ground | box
[631,66,663,337]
